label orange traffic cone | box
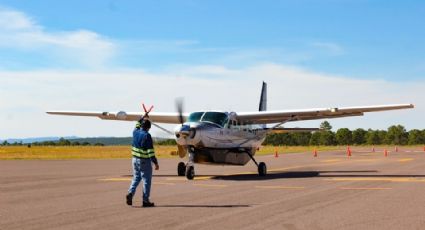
[347,145,352,157]
[313,149,318,157]
[384,149,388,157]
[274,148,279,158]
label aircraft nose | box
[175,124,196,139]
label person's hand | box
[155,164,159,170]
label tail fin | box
[258,81,267,111]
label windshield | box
[188,112,204,122]
[201,112,228,127]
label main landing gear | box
[177,149,196,180]
[246,151,267,176]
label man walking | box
[126,119,159,207]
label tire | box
[186,165,195,180]
[258,162,267,176]
[177,162,186,176]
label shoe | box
[142,201,155,207]
[126,193,133,206]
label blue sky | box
[0,1,423,138]
[1,0,424,79]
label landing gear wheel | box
[258,162,267,176]
[177,162,186,176]
[186,165,195,180]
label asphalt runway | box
[2,147,425,230]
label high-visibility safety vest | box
[132,147,155,158]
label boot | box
[126,193,133,206]
[142,201,155,207]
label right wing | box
[236,104,414,124]
[46,111,188,124]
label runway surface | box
[2,147,425,230]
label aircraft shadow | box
[208,170,425,181]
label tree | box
[2,140,9,146]
[58,138,71,146]
[320,121,332,131]
[309,132,321,145]
[291,132,312,146]
[366,129,381,145]
[352,128,367,145]
[386,125,408,145]
[319,131,336,145]
[336,128,352,145]
[408,129,424,145]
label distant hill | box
[1,136,175,146]
[1,136,78,144]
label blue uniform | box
[128,128,158,202]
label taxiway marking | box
[398,158,414,163]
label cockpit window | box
[201,112,228,127]
[188,112,204,122]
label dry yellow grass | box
[256,145,340,155]
[0,145,178,160]
[2,145,413,160]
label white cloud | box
[310,42,345,56]
[0,63,422,139]
[0,8,116,67]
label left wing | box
[236,104,414,124]
[46,111,188,124]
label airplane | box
[47,82,414,180]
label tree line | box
[1,138,105,147]
[264,121,425,146]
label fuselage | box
[175,111,268,165]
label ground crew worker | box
[126,119,159,207]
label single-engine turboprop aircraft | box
[47,82,414,180]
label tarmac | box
[2,147,425,230]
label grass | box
[0,145,177,160]
[0,145,422,160]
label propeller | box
[175,98,187,158]
[175,98,184,124]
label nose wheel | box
[176,148,196,180]
[177,162,186,176]
[186,165,195,180]
[245,151,267,176]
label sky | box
[0,0,424,139]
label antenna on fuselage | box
[258,81,267,112]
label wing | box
[46,111,188,124]
[236,104,414,124]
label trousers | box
[128,157,153,202]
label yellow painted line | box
[398,158,414,163]
[320,159,341,163]
[194,176,213,180]
[354,159,379,162]
[255,185,305,190]
[194,184,227,188]
[166,177,187,181]
[154,182,175,185]
[339,187,392,190]
[325,177,425,183]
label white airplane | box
[47,82,414,180]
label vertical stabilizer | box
[258,81,267,111]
